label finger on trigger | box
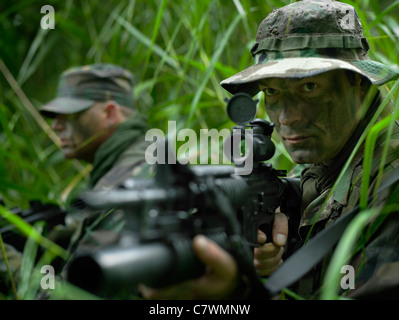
[273,212,288,246]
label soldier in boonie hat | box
[221,0,399,96]
[116,1,399,301]
[139,1,399,301]
[209,0,399,301]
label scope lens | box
[227,93,257,125]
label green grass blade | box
[115,15,180,70]
[360,81,399,210]
[186,12,243,126]
[0,205,70,261]
[17,221,44,299]
[0,233,19,299]
[320,207,378,300]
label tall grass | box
[0,0,398,300]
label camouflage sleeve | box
[92,139,152,191]
[347,211,399,299]
[346,160,399,299]
[62,139,153,263]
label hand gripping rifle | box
[66,93,301,298]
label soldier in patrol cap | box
[39,64,152,269]
[141,0,399,299]
[40,63,151,190]
[2,64,152,298]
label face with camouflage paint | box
[259,70,366,165]
[51,103,112,163]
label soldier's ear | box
[104,101,120,126]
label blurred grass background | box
[0,0,398,299]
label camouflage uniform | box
[221,0,399,299]
[39,64,152,266]
[295,105,399,299]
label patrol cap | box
[221,0,399,96]
[40,63,135,118]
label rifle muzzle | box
[66,239,204,295]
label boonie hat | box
[221,0,399,96]
[40,63,134,118]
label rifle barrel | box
[67,238,205,294]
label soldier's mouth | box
[283,135,311,145]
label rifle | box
[66,93,301,298]
[0,199,67,252]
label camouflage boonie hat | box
[221,0,399,96]
[40,63,135,118]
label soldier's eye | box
[263,88,279,96]
[303,82,318,92]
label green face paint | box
[259,70,365,165]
